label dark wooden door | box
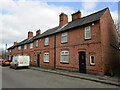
[37,54,40,67]
[79,52,86,73]
[11,56,13,61]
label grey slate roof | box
[8,8,108,50]
[34,8,108,39]
[34,26,60,40]
[8,39,28,49]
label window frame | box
[44,37,49,46]
[18,46,21,50]
[36,40,38,48]
[9,49,11,52]
[85,26,91,40]
[60,50,69,63]
[90,55,95,66]
[43,52,49,63]
[24,45,27,50]
[61,32,68,43]
[30,43,33,49]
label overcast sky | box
[0,0,119,50]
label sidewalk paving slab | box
[29,66,120,87]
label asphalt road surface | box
[2,66,119,88]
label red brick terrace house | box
[6,8,120,75]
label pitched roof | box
[8,39,28,49]
[8,8,108,49]
[35,7,108,39]
[34,26,60,40]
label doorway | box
[11,56,13,61]
[37,54,40,67]
[79,52,86,73]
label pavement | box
[30,66,120,87]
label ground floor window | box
[90,55,95,65]
[44,52,49,62]
[60,51,69,63]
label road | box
[2,66,119,88]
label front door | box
[11,56,13,61]
[37,54,40,67]
[79,52,86,73]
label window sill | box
[61,42,68,44]
[44,45,49,47]
[43,62,49,63]
[60,62,69,64]
[90,64,95,66]
[84,38,91,41]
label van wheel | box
[14,65,17,70]
[26,66,29,69]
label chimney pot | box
[71,10,81,21]
[28,31,33,39]
[59,13,68,27]
[14,42,17,45]
[36,29,41,36]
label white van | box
[10,55,30,69]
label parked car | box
[10,55,30,69]
[0,60,3,65]
[2,60,12,66]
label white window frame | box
[18,46,21,50]
[36,40,38,48]
[45,37,49,46]
[24,45,27,49]
[30,43,33,49]
[85,26,91,39]
[6,50,8,52]
[9,49,11,52]
[90,55,95,65]
[60,51,69,63]
[61,32,68,43]
[44,52,49,62]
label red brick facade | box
[6,8,120,75]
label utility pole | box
[5,44,7,60]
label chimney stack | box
[59,13,68,27]
[71,10,81,21]
[28,31,33,39]
[36,29,41,36]
[14,42,17,45]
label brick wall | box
[6,9,120,75]
[55,21,104,75]
[100,9,120,75]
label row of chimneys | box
[14,30,41,45]
[14,11,81,46]
[59,10,81,27]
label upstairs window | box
[9,50,11,52]
[36,40,38,48]
[30,43,33,49]
[6,50,8,52]
[85,26,91,40]
[45,37,49,46]
[24,45,27,49]
[60,51,69,63]
[44,52,49,62]
[18,46,21,50]
[61,32,68,43]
